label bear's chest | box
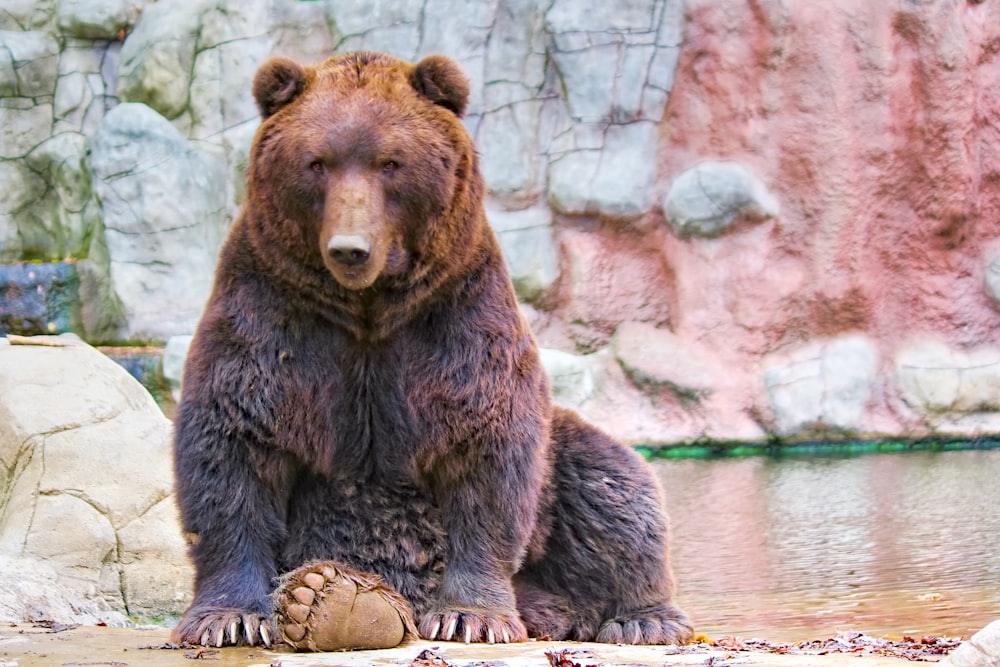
[265,324,492,478]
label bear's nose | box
[327,235,371,267]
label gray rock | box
[764,335,878,436]
[330,0,425,61]
[0,336,192,623]
[665,161,779,237]
[0,30,59,97]
[0,0,55,32]
[87,102,229,340]
[486,203,559,302]
[117,0,202,119]
[0,160,48,260]
[940,619,1000,667]
[185,0,270,143]
[57,0,147,40]
[546,0,683,123]
[0,101,53,159]
[22,132,97,260]
[54,41,115,134]
[0,42,15,96]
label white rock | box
[941,619,1000,667]
[487,203,559,301]
[87,102,229,340]
[763,334,878,435]
[0,336,192,623]
[897,338,1000,414]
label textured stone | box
[764,335,878,436]
[0,30,59,97]
[486,203,559,302]
[0,102,53,159]
[0,1,56,32]
[0,160,48,260]
[185,0,270,143]
[86,102,228,340]
[0,336,191,623]
[941,619,1000,667]
[117,0,201,119]
[611,321,715,403]
[22,132,97,260]
[548,122,659,218]
[558,228,672,352]
[665,161,779,237]
[539,347,596,409]
[57,0,147,40]
[897,339,1000,414]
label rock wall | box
[2,0,1000,445]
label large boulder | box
[86,102,228,341]
[0,335,191,624]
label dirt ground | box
[0,622,945,667]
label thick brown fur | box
[171,51,692,648]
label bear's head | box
[247,52,480,293]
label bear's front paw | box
[275,561,416,652]
[171,606,276,648]
[419,608,528,644]
[595,603,694,645]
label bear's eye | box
[381,160,399,174]
[309,160,324,174]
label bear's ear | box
[409,55,470,118]
[253,57,307,119]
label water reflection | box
[654,449,1000,641]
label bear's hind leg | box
[275,561,417,651]
[521,408,693,645]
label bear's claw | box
[274,560,416,652]
[594,604,694,645]
[172,608,275,648]
[419,608,526,644]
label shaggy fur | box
[170,51,692,648]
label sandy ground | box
[0,623,934,667]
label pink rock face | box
[538,0,1000,443]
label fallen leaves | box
[699,631,962,662]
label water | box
[653,449,1000,642]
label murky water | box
[654,449,1000,642]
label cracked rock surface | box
[0,335,192,624]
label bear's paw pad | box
[275,561,416,652]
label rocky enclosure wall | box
[2,0,1000,445]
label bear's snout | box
[327,234,372,268]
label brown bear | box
[170,51,693,650]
